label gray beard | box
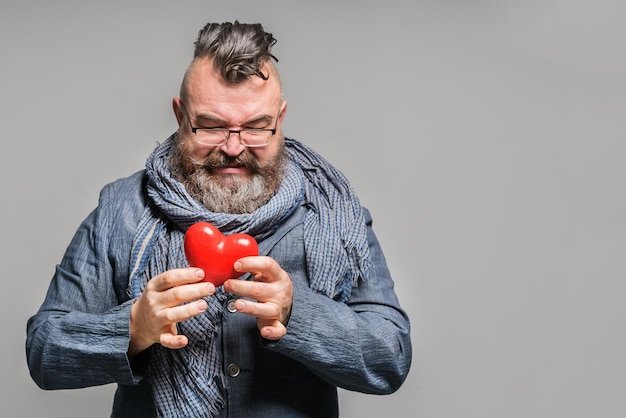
[169,137,288,214]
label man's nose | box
[219,131,246,157]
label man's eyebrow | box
[194,113,226,125]
[245,114,274,126]
[194,113,274,127]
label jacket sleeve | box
[26,173,146,390]
[265,209,412,394]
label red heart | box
[184,222,259,287]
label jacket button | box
[227,363,240,377]
[226,299,237,313]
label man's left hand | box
[223,256,293,340]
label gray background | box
[1,0,625,417]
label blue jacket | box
[26,170,412,417]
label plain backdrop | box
[2,1,625,417]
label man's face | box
[171,58,288,214]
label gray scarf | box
[129,135,372,417]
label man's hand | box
[129,268,215,357]
[223,256,293,340]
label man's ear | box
[278,100,288,124]
[172,97,184,125]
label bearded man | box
[27,21,412,418]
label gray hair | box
[191,21,278,83]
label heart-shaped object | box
[184,222,259,287]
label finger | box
[157,299,209,325]
[160,332,189,349]
[160,281,216,308]
[234,256,282,278]
[225,276,292,310]
[224,279,270,300]
[259,320,286,340]
[149,268,207,292]
[233,299,281,319]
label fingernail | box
[234,261,242,271]
[196,300,207,310]
[195,269,205,278]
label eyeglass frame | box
[180,101,280,148]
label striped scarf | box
[128,134,372,417]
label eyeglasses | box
[181,102,279,148]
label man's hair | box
[193,21,278,84]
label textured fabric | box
[128,135,373,417]
[285,138,373,300]
[25,167,413,418]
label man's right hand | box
[128,267,215,357]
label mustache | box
[190,151,259,170]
